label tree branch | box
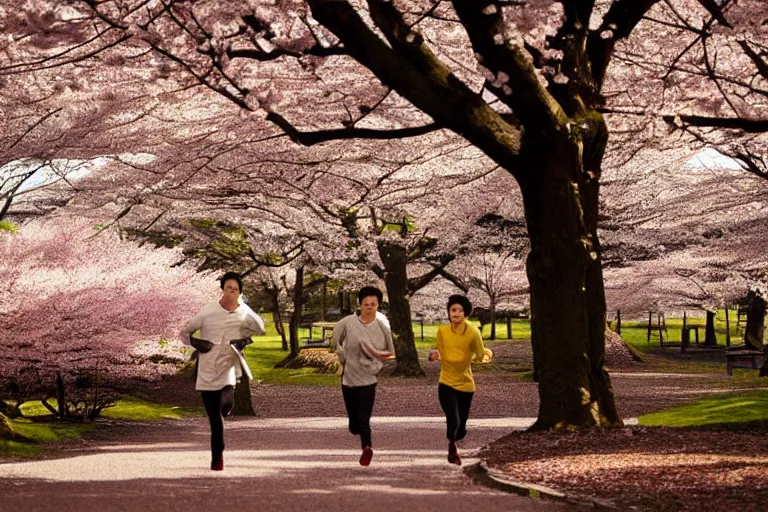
[587,0,662,89]
[306,0,521,172]
[663,114,768,133]
[451,0,568,131]
[265,111,441,146]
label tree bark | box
[267,286,288,351]
[377,241,424,376]
[521,138,621,430]
[56,373,66,419]
[276,266,303,367]
[321,280,327,321]
[744,291,766,351]
[704,309,717,346]
[232,379,255,416]
[489,296,497,341]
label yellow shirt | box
[437,321,485,392]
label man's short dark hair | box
[220,272,243,292]
[358,286,383,304]
[447,294,472,316]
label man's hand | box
[360,338,393,360]
[230,337,253,352]
[190,337,214,353]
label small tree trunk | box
[744,291,766,351]
[56,373,66,419]
[647,311,653,344]
[378,241,424,376]
[321,280,327,321]
[276,266,304,367]
[704,309,717,346]
[489,297,497,341]
[725,306,731,347]
[268,286,288,351]
[615,310,621,335]
[506,316,513,340]
[232,379,255,416]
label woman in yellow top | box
[436,295,486,466]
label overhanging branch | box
[266,111,441,146]
[663,114,768,133]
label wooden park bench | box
[300,321,337,349]
[725,349,764,376]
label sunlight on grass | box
[639,390,768,428]
[244,336,339,386]
[2,397,202,458]
[0,418,93,457]
[101,399,202,421]
[618,308,746,350]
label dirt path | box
[0,342,752,512]
[0,414,562,512]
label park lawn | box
[244,335,339,386]
[638,390,768,430]
[1,397,202,458]
[618,308,746,350]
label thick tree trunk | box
[521,139,620,430]
[744,291,766,351]
[704,309,717,346]
[232,379,255,416]
[377,241,424,376]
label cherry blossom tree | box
[0,217,216,419]
[7,0,768,427]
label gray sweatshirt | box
[334,314,395,387]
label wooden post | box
[647,311,653,344]
[725,306,731,347]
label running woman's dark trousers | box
[200,385,234,463]
[341,383,377,449]
[438,383,474,441]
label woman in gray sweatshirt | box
[333,286,394,466]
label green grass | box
[1,397,202,458]
[616,308,748,350]
[244,336,340,386]
[638,390,768,430]
[0,417,94,457]
[100,399,202,421]
[246,316,530,385]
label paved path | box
[0,416,565,512]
